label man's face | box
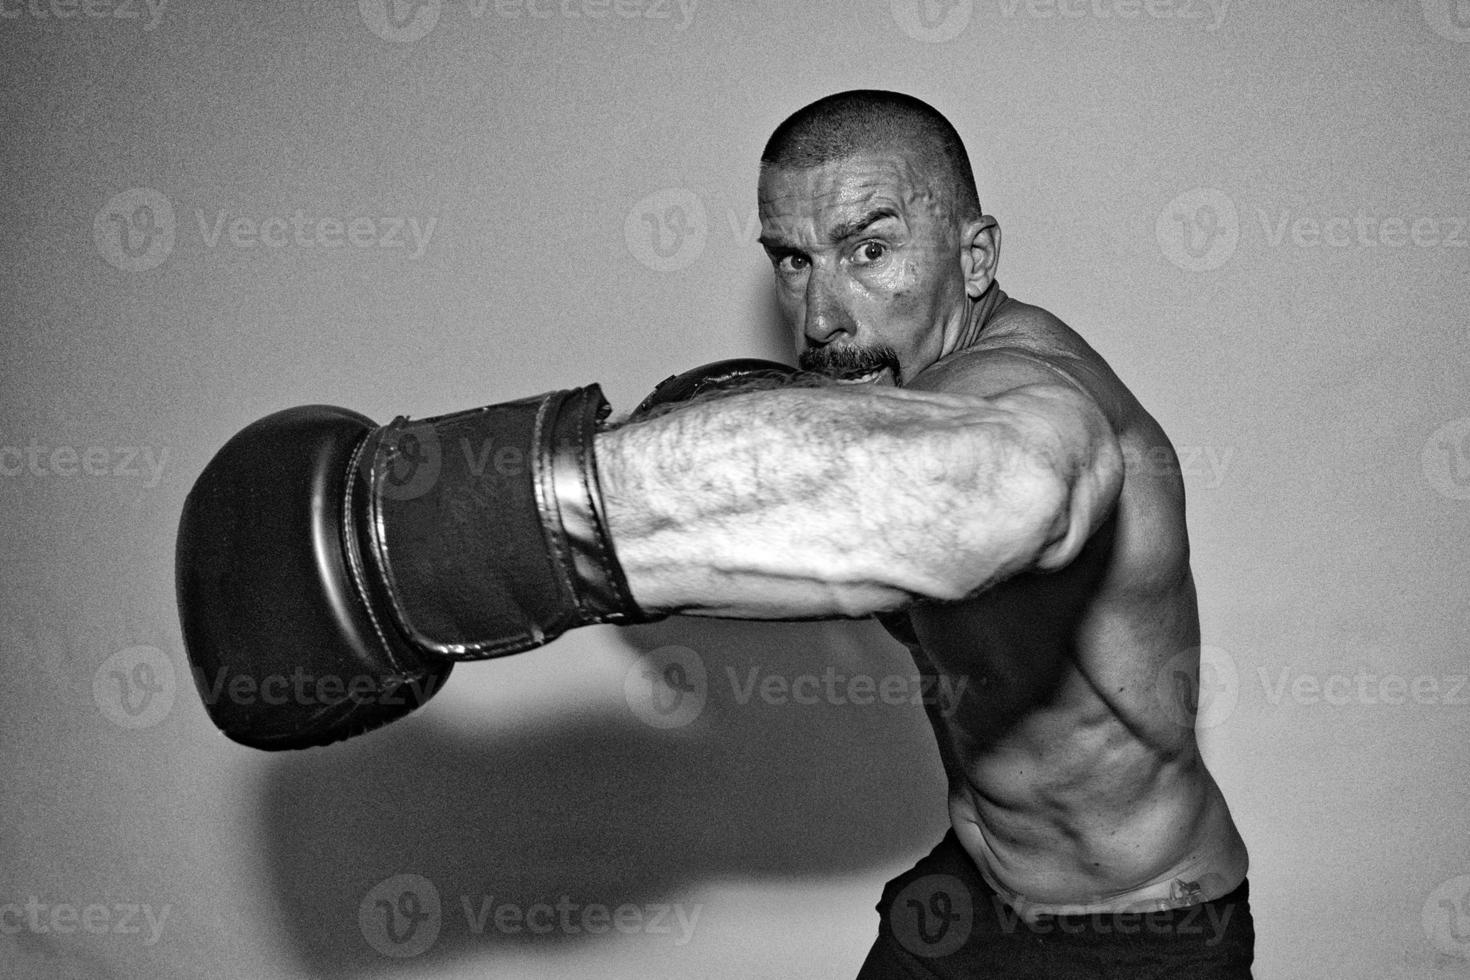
[757,151,971,387]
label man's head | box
[758,90,999,386]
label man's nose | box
[802,269,854,346]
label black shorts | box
[856,831,1255,979]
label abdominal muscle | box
[896,540,1250,920]
[946,721,1247,921]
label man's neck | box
[953,281,1009,353]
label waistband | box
[979,864,1248,924]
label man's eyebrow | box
[758,207,902,250]
[825,207,900,244]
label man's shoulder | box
[986,294,1077,345]
[926,295,1194,590]
[976,299,1185,477]
[975,297,1117,390]
[920,296,1136,428]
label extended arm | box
[599,375,1123,619]
[176,353,1121,749]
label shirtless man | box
[600,90,1254,977]
[177,88,1252,979]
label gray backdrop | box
[3,1,1468,977]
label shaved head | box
[760,90,982,222]
[756,90,1002,388]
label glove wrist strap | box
[357,385,654,661]
[540,385,651,625]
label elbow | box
[1031,427,1124,573]
[1030,474,1087,573]
[859,407,1124,607]
[943,421,1122,595]
[894,460,1075,606]
[990,460,1079,581]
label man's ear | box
[959,214,1000,299]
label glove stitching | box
[569,400,600,619]
[580,405,634,618]
[533,391,584,619]
[341,430,409,680]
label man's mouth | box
[799,345,902,387]
[833,365,896,386]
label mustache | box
[798,345,902,382]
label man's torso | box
[880,293,1248,918]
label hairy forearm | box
[597,386,1072,619]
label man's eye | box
[854,241,887,264]
[777,254,809,274]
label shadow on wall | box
[259,616,951,977]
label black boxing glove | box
[631,358,799,419]
[176,385,657,751]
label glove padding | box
[176,385,654,751]
[631,358,799,419]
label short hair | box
[760,90,982,220]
